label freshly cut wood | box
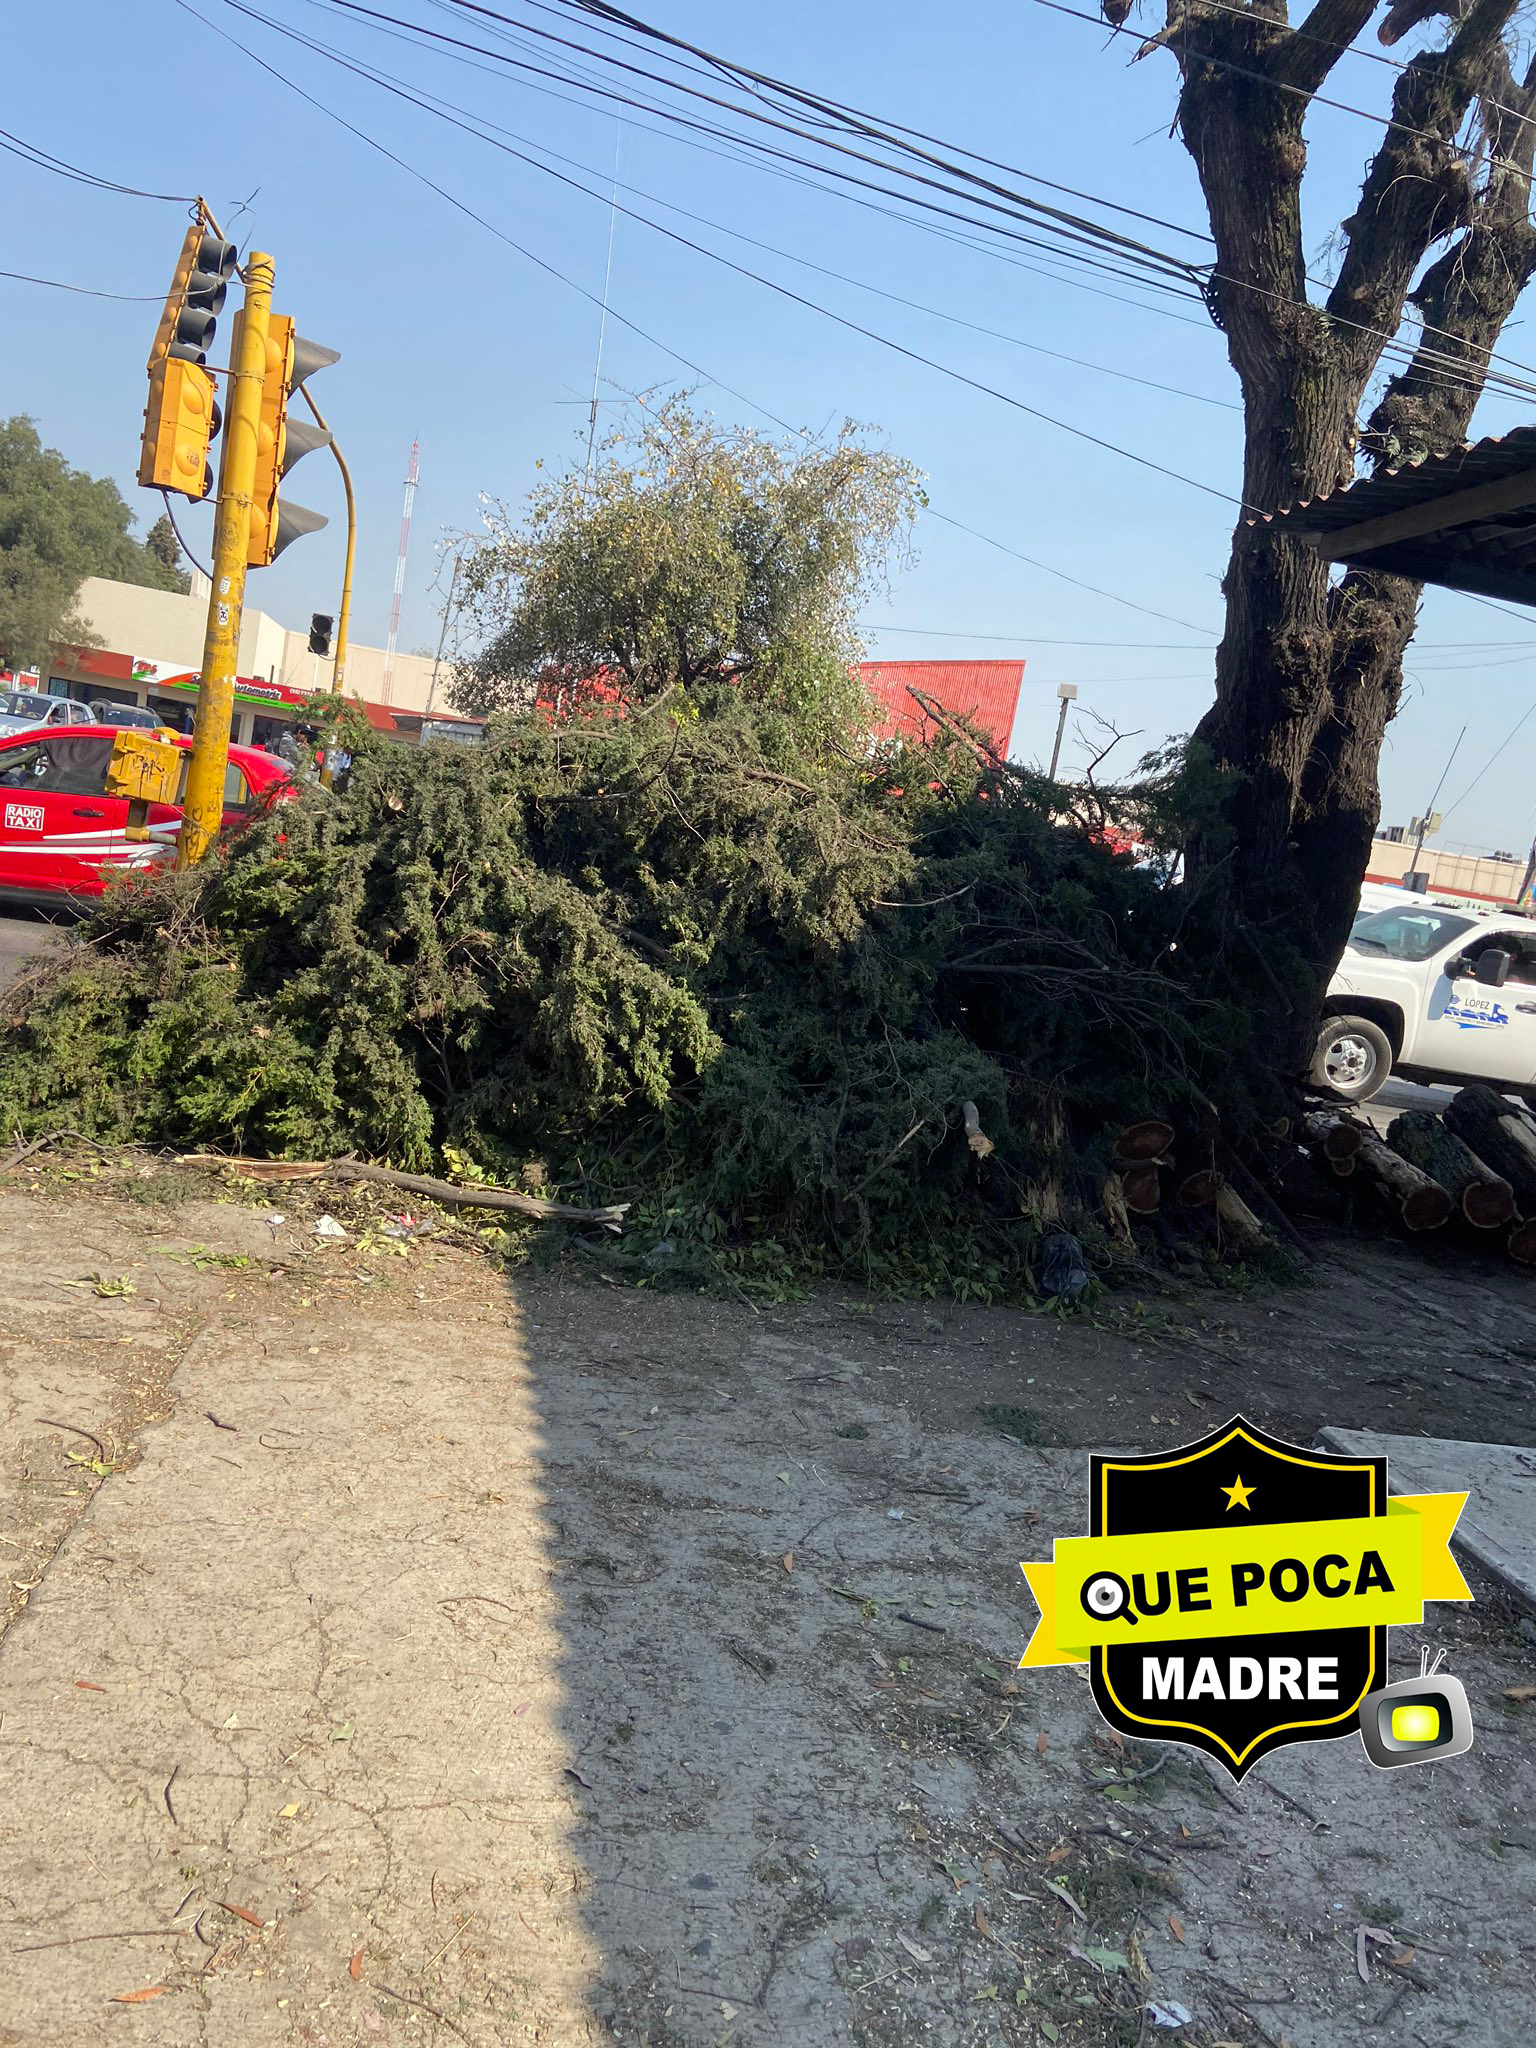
[1177,1169,1223,1207]
[1302,1110,1364,1167]
[1349,1126,1453,1232]
[1113,1119,1175,1164]
[1099,1172,1133,1245]
[1214,1183,1269,1253]
[1386,1111,1515,1229]
[961,1100,995,1159]
[1121,1162,1161,1213]
[1443,1086,1536,1213]
[1508,1217,1536,1267]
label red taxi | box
[0,723,291,905]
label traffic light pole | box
[179,251,274,868]
[301,386,355,694]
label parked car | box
[1314,902,1536,1101]
[91,702,176,731]
[0,723,290,905]
[0,689,98,737]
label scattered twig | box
[34,1418,107,1461]
[0,1128,87,1177]
[896,1610,947,1634]
[420,1913,474,1973]
[162,1765,180,1827]
[374,1983,473,2041]
[175,1153,629,1224]
[14,1927,190,1952]
[216,1901,267,1929]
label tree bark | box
[1143,0,1536,1083]
[1386,1109,1515,1227]
[1349,1125,1454,1231]
[1302,1109,1364,1168]
[1442,1084,1536,1212]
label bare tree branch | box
[1270,0,1383,94]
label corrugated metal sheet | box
[860,659,1025,753]
[1255,427,1536,607]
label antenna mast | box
[382,437,419,704]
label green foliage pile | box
[0,692,1249,1295]
[0,418,190,669]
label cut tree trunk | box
[1349,1126,1453,1232]
[1215,1183,1270,1254]
[1113,1119,1176,1164]
[1442,1085,1536,1214]
[1178,1170,1223,1207]
[1386,1112,1514,1229]
[1507,1217,1536,1266]
[1121,1163,1161,1214]
[1302,1109,1365,1169]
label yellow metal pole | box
[179,250,274,867]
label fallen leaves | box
[217,1901,266,1930]
[111,1987,168,2004]
[74,1681,106,1693]
[895,1933,933,1965]
[1041,1879,1086,1921]
[1355,1923,1396,1983]
[1036,1729,1049,1756]
[1168,1910,1186,1945]
[782,1553,793,1572]
[349,1946,364,1981]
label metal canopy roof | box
[1254,426,1536,609]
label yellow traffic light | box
[139,355,219,497]
[138,222,235,501]
[243,311,337,567]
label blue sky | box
[7,0,1536,854]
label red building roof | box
[859,659,1025,754]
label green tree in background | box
[143,509,191,595]
[452,399,923,745]
[0,416,188,670]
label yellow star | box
[1221,1474,1256,1512]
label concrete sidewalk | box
[2,1174,1534,2047]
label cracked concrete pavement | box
[0,1162,1533,2047]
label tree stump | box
[1442,1086,1536,1215]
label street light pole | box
[301,385,354,695]
[1047,682,1078,781]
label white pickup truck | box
[1315,900,1536,1102]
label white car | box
[0,689,99,738]
[1315,902,1536,1102]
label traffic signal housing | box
[246,313,339,566]
[138,224,236,500]
[309,612,334,656]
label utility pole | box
[179,251,273,868]
[1402,722,1465,893]
[1047,682,1078,781]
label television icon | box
[1358,1652,1473,1770]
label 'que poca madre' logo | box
[1019,1417,1470,1779]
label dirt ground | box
[0,1154,1532,2048]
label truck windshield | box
[1348,906,1477,960]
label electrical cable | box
[0,269,161,302]
[158,491,215,582]
[179,0,1225,638]
[0,127,197,203]
[309,0,1536,402]
[282,1,1240,411]
[1440,703,1536,823]
[223,0,1251,506]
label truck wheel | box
[1312,1015,1391,1102]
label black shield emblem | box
[1090,1416,1386,1780]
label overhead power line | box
[222,0,1251,506]
[0,126,197,203]
[0,268,161,302]
[179,0,1224,638]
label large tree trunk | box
[1146,0,1536,1081]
